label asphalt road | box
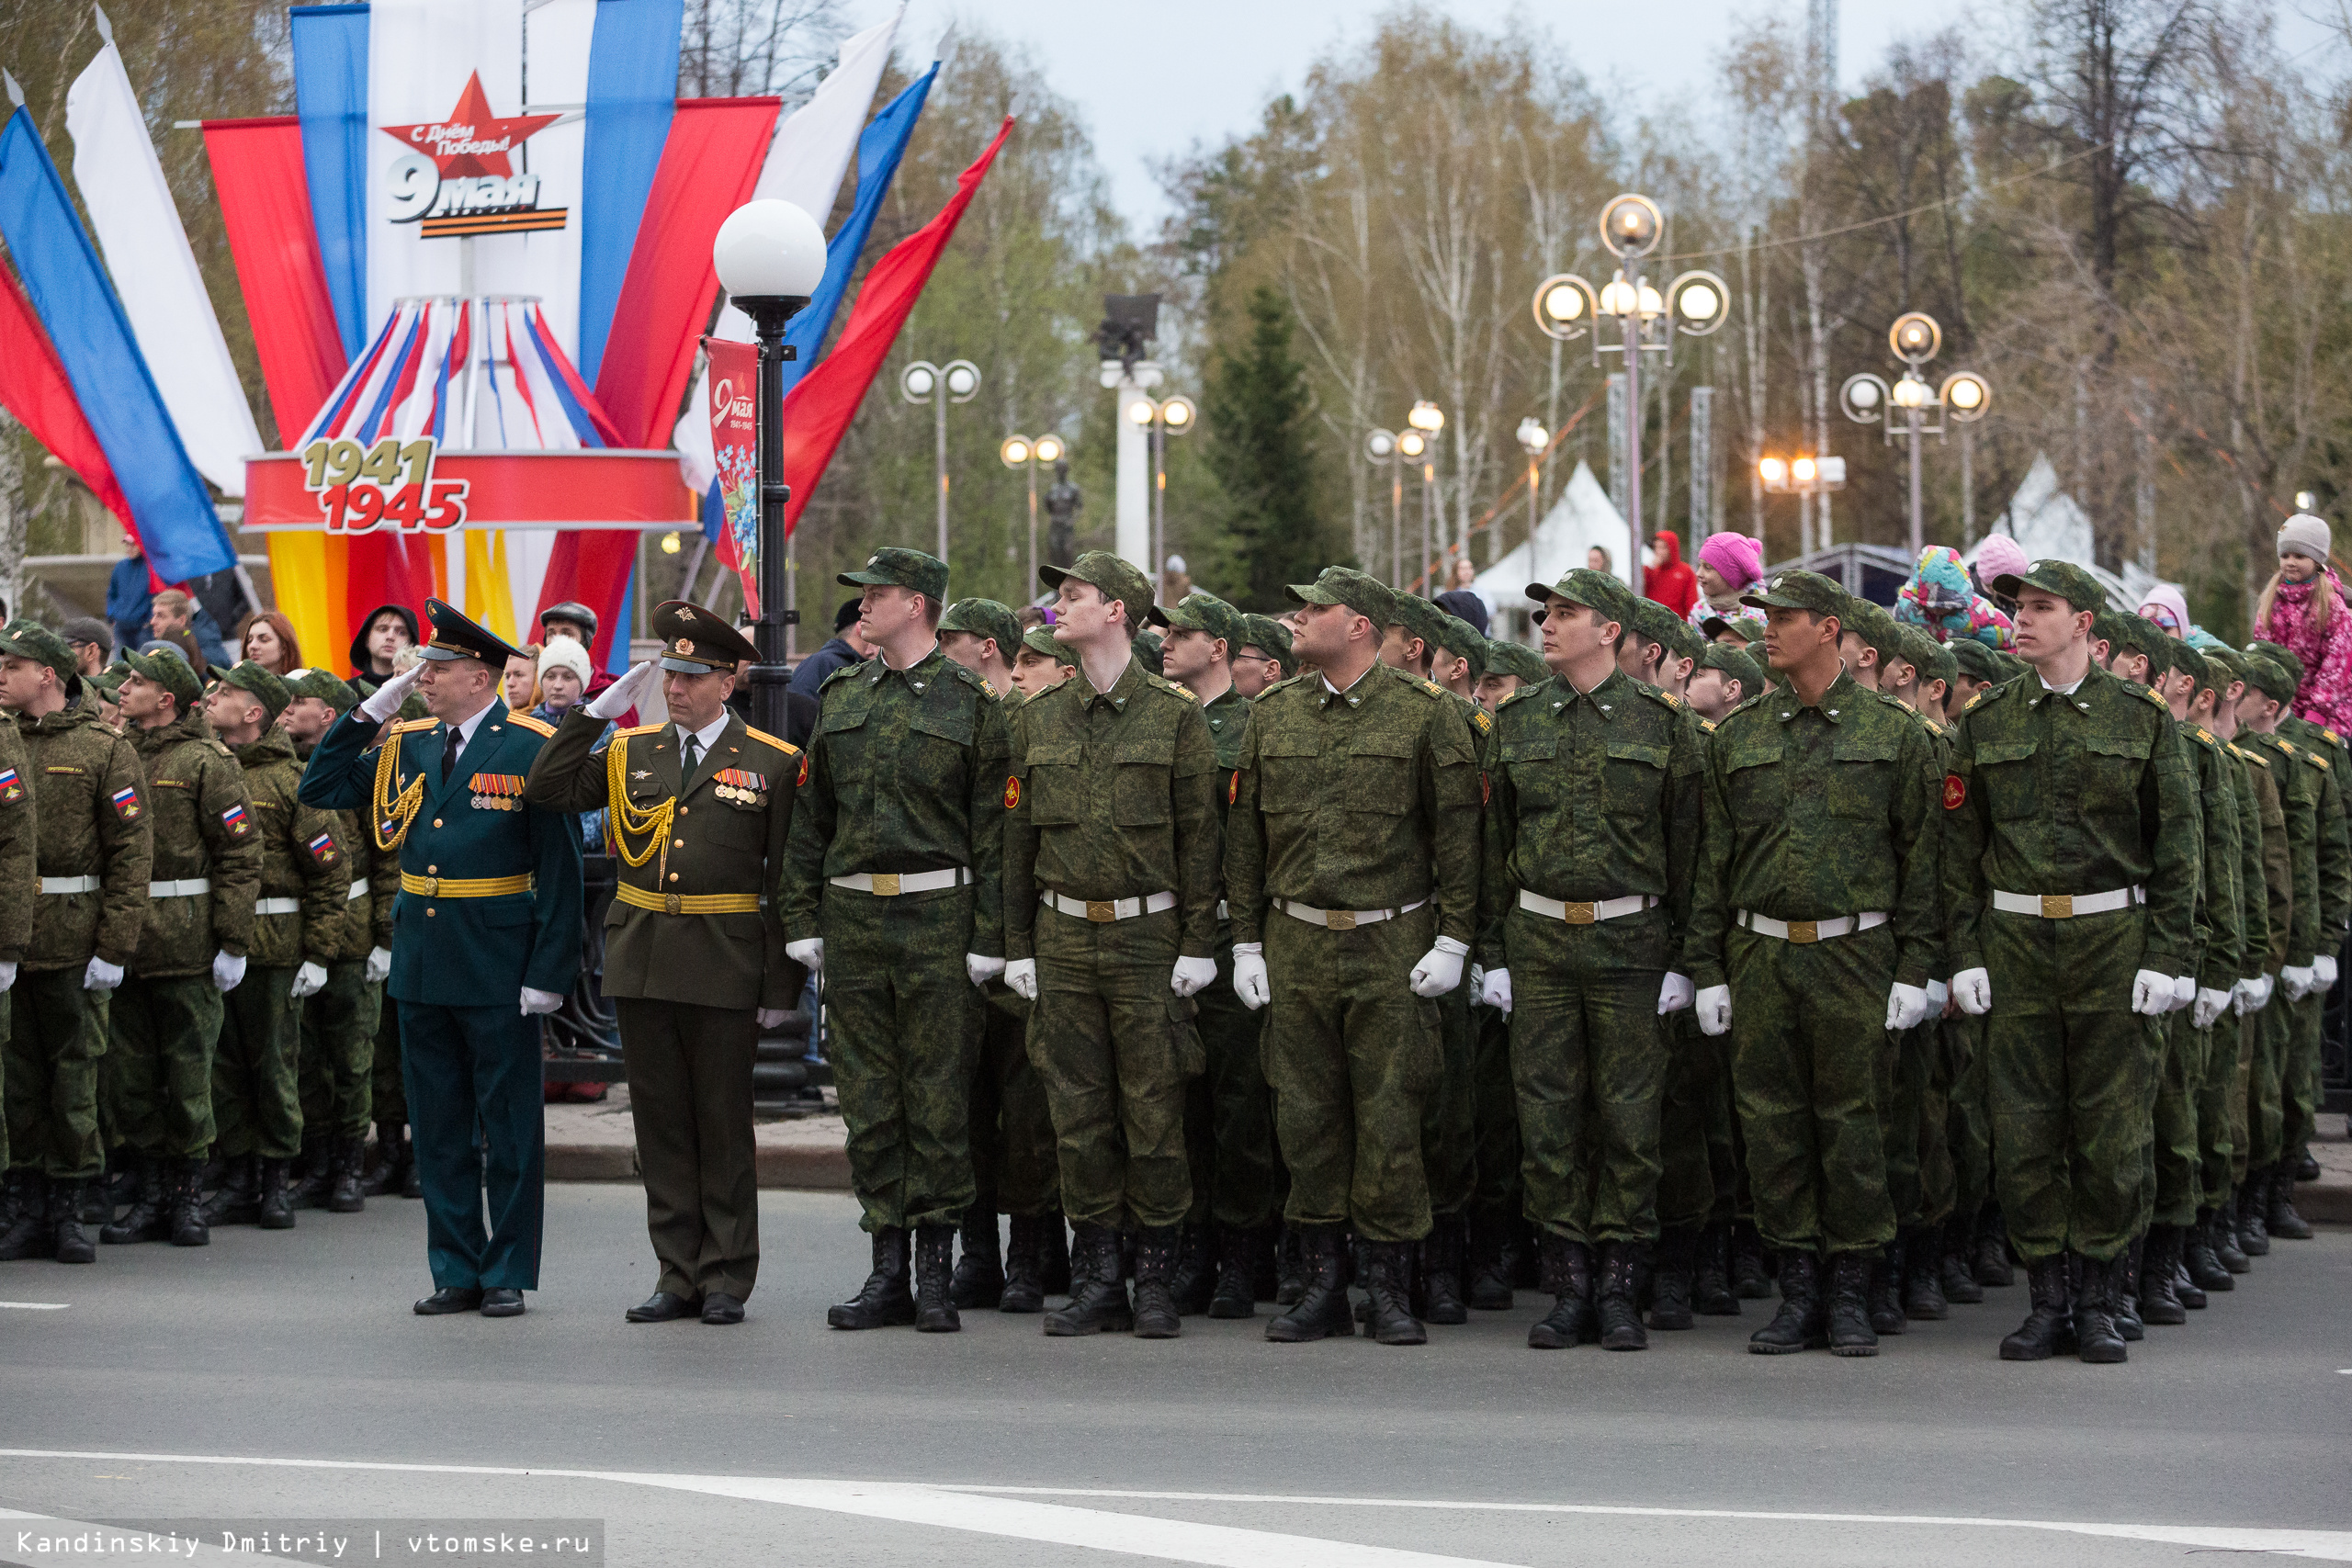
[2,1187,2346,1568]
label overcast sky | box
[846,0,2346,231]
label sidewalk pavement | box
[544,1085,849,1189]
[2303,1111,2352,1224]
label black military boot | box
[1902,1226,1949,1320]
[327,1135,367,1214]
[1272,1224,1307,1306]
[204,1153,261,1226]
[167,1158,209,1247]
[2073,1253,2127,1363]
[1045,1223,1134,1337]
[100,1153,166,1245]
[51,1180,96,1264]
[400,1139,423,1199]
[913,1223,960,1333]
[1730,1220,1773,1299]
[1973,1205,2016,1286]
[1826,1252,1877,1357]
[1998,1254,2072,1360]
[1527,1232,1598,1348]
[949,1204,1004,1310]
[2213,1193,2252,1272]
[2139,1226,2188,1325]
[998,1213,1047,1314]
[2266,1161,2313,1240]
[0,1171,51,1260]
[79,1162,116,1224]
[285,1135,330,1211]
[2295,1145,2322,1182]
[1207,1224,1261,1319]
[2171,1241,2205,1310]
[360,1122,405,1198]
[827,1226,917,1329]
[1748,1250,1826,1354]
[1265,1223,1352,1342]
[1467,1211,1514,1310]
[1938,1218,1984,1304]
[2186,1208,2233,1293]
[1692,1223,1739,1315]
[1170,1222,1215,1316]
[1418,1213,1469,1326]
[1866,1238,1906,1336]
[1132,1224,1182,1338]
[1593,1240,1645,1351]
[2237,1172,2271,1256]
[1039,1212,1073,1297]
[1646,1228,1696,1331]
[1361,1239,1426,1346]
[2107,1236,2143,1341]
[256,1158,296,1231]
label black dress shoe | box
[414,1286,483,1315]
[626,1291,702,1323]
[479,1288,525,1317]
[701,1292,745,1325]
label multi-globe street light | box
[1127,393,1195,602]
[1407,401,1444,596]
[1000,431,1067,600]
[1839,311,1991,557]
[902,357,981,563]
[1364,427,1404,589]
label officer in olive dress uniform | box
[300,600,582,1318]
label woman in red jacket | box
[1643,530,1698,618]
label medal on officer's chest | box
[713,767,767,807]
[469,772,526,810]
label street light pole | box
[1906,401,1924,558]
[1839,312,1991,558]
[903,357,980,570]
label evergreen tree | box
[1200,286,1349,610]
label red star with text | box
[378,72,560,179]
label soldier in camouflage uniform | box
[0,625,151,1264]
[1226,567,1481,1347]
[1234,615,1295,697]
[1480,569,1702,1351]
[1011,624,1077,699]
[2206,649,2286,1278]
[1685,573,1939,1358]
[1002,554,1221,1339]
[1944,560,2199,1364]
[0,674,35,1247]
[279,669,382,1214]
[785,548,1009,1334]
[1431,614,1487,701]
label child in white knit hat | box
[535,637,594,720]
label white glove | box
[1480,967,1512,1012]
[1232,943,1269,1010]
[1695,984,1731,1037]
[2170,975,2196,1013]
[584,660,659,721]
[1170,955,1216,998]
[755,1006,791,1029]
[83,955,123,992]
[357,662,424,722]
[1951,966,1992,1016]
[1657,972,1694,1015]
[2193,987,2231,1029]
[2232,977,2257,1017]
[1926,978,1949,1014]
[289,960,328,999]
[209,951,248,993]
[0,959,17,994]
[1885,982,1930,1032]
[2251,973,2276,1012]
[966,953,1006,988]
[2281,964,2316,1002]
[786,937,823,974]
[2314,953,2339,990]
[2132,968,2176,1017]
[1409,935,1469,998]
[1003,958,1038,1001]
[365,945,392,986]
[520,986,565,1016]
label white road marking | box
[0,1508,311,1565]
[3,1450,2349,1565]
[0,1301,68,1310]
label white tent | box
[1964,450,2174,609]
[1476,459,1630,646]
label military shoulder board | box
[714,768,768,805]
[1701,716,1718,735]
[2143,686,2167,709]
[506,713,555,737]
[1470,708,1492,734]
[2194,727,2216,745]
[1658,691,1683,709]
[469,773,526,811]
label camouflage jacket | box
[2177,721,2244,991]
[294,735,394,960]
[126,710,262,977]
[2232,740,2290,974]
[17,689,151,971]
[2240,728,2323,966]
[235,726,358,968]
[2278,716,2352,941]
[0,717,35,963]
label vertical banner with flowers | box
[705,335,763,615]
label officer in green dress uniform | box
[300,600,582,1318]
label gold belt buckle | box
[1785,919,1819,944]
[2041,894,2073,919]
[1326,909,1358,931]
[665,893,681,915]
[418,876,438,897]
[871,873,901,897]
[1086,899,1117,922]
[1564,901,1596,925]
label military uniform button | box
[433,818,444,828]
[674,839,686,848]
[425,908,435,917]
[427,865,437,874]
[669,873,679,882]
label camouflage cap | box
[122,640,203,706]
[839,546,950,604]
[1702,612,1766,646]
[938,597,1023,660]
[1918,636,1959,690]
[1161,591,1243,649]
[1286,565,1397,627]
[88,660,128,700]
[1739,568,1848,619]
[217,659,291,724]
[1531,567,1634,625]
[1042,550,1155,633]
[1699,641,1765,698]
[1482,637,1549,685]
[1131,626,1164,675]
[1844,598,1906,665]
[2203,646,2249,691]
[1992,558,2104,613]
[1623,594,1690,658]
[1019,624,1075,664]
[284,667,357,710]
[2247,638,2305,688]
[1947,636,2003,684]
[1238,613,1295,677]
[2242,651,2296,705]
[1890,625,1939,682]
[2132,621,2174,682]
[0,622,78,683]
[1994,651,2034,682]
[1437,615,1487,680]
[2167,639,2211,692]
[1387,591,1450,657]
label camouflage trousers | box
[971,986,1057,1219]
[1031,902,1194,1233]
[1657,1011,1738,1233]
[107,976,223,1159]
[2197,998,2247,1204]
[2232,1007,2260,1186]
[6,966,109,1179]
[1505,904,1668,1247]
[2281,986,2325,1164]
[1984,908,2151,1265]
[1182,927,1281,1231]
[1947,1013,1993,1225]
[1419,968,1477,1219]
[1878,1021,1952,1231]
[2142,1007,2203,1228]
[1727,922,1896,1257]
[300,959,379,1142]
[1470,1001,1521,1226]
[2245,985,2292,1170]
[1264,902,1439,1245]
[822,885,977,1233]
[215,965,302,1161]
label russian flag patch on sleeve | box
[221,802,250,836]
[0,767,21,803]
[110,785,141,821]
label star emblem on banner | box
[378,71,560,179]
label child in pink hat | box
[1690,530,1765,629]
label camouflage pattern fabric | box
[105,975,221,1158]
[125,712,261,977]
[213,966,301,1161]
[300,958,379,1142]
